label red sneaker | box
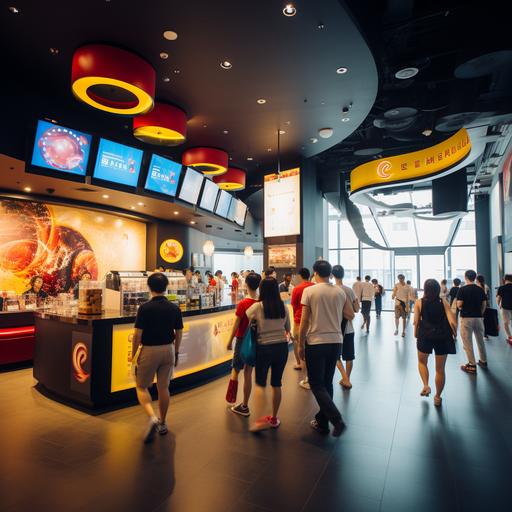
[225,379,238,405]
[267,416,281,429]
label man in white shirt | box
[360,275,375,334]
[392,274,414,337]
[352,276,363,301]
[299,260,355,437]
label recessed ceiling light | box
[283,3,296,16]
[223,129,229,134]
[422,129,433,136]
[318,127,334,139]
[247,157,253,161]
[279,130,286,135]
[49,48,59,56]
[229,157,233,161]
[96,216,104,223]
[267,148,272,152]
[173,69,180,74]
[318,22,325,29]
[163,30,178,41]
[102,194,109,199]
[203,124,207,128]
[162,76,170,83]
[160,52,169,60]
[137,202,144,206]
[257,98,266,104]
[220,61,232,70]
[130,206,136,210]
[285,121,291,125]
[190,220,196,225]
[173,211,179,215]
[9,6,20,14]
[23,186,31,192]
[336,67,348,74]
[395,67,418,79]
[341,117,350,122]
[310,138,318,144]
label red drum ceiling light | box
[133,103,187,145]
[182,147,228,175]
[213,167,246,191]
[71,44,155,115]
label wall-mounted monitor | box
[30,120,92,176]
[93,138,143,187]
[233,200,248,227]
[215,189,232,218]
[199,179,220,212]
[178,167,204,205]
[144,154,182,197]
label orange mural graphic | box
[72,342,90,383]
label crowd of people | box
[130,262,512,443]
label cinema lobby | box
[0,2,511,511]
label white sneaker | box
[299,379,311,390]
[156,421,168,435]
[143,418,158,443]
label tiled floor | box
[1,312,511,512]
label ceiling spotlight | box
[341,117,350,122]
[247,157,253,161]
[160,52,169,59]
[223,129,229,134]
[318,22,325,29]
[203,124,207,128]
[220,61,232,70]
[8,6,20,14]
[23,186,31,192]
[279,130,286,135]
[395,67,418,79]
[96,216,104,223]
[285,121,291,125]
[173,69,180,74]
[190,220,196,225]
[163,30,178,41]
[257,98,266,104]
[422,128,433,136]
[267,148,272,152]
[336,67,348,74]
[162,76,170,83]
[130,206,136,210]
[283,3,296,16]
[173,211,179,215]
[310,137,318,144]
[102,194,109,199]
[137,202,144,206]
[318,127,334,139]
[49,48,59,55]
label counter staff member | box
[132,272,183,443]
[24,275,48,300]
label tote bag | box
[240,321,257,366]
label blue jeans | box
[375,295,382,316]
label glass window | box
[414,217,455,246]
[328,250,339,266]
[419,255,445,287]
[452,211,476,245]
[394,255,418,287]
[328,220,338,249]
[378,216,417,247]
[358,206,386,246]
[362,249,393,289]
[339,249,359,286]
[339,217,359,248]
[449,246,476,282]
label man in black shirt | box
[497,274,512,343]
[448,278,462,321]
[133,273,183,443]
[457,270,487,374]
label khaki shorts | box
[135,344,175,388]
[394,302,407,319]
[502,309,512,323]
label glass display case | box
[78,280,105,315]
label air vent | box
[74,187,97,192]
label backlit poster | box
[264,168,300,237]
[144,154,181,197]
[503,149,512,253]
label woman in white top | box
[246,278,291,431]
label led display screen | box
[178,167,204,204]
[199,179,220,212]
[233,200,248,226]
[215,190,232,218]
[31,120,92,176]
[93,138,143,187]
[144,154,182,197]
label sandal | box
[434,396,442,406]
[340,380,352,389]
[420,386,431,397]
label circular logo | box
[72,342,90,383]
[159,239,184,263]
[376,160,392,179]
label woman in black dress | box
[414,279,457,406]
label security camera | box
[46,188,55,194]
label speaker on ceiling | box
[432,168,468,216]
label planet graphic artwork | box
[38,126,89,171]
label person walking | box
[457,270,488,374]
[225,272,261,416]
[360,275,375,334]
[476,274,492,339]
[372,278,384,319]
[448,278,462,322]
[496,274,512,344]
[246,278,291,431]
[332,265,359,389]
[414,279,457,406]
[298,260,355,437]
[290,267,314,378]
[440,279,449,300]
[392,275,414,337]
[132,273,183,443]
[406,280,418,321]
[352,276,363,302]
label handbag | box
[240,321,257,366]
[417,299,452,343]
[483,307,500,337]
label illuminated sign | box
[159,239,184,263]
[264,167,301,238]
[350,128,471,196]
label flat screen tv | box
[199,179,220,212]
[178,167,204,204]
[215,189,232,218]
[233,200,248,226]
[144,154,182,197]
[31,120,92,176]
[93,138,143,187]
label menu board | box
[178,167,204,204]
[268,244,297,268]
[144,154,181,197]
[199,179,220,212]
[230,199,247,226]
[264,168,300,237]
[215,190,232,218]
[31,120,92,176]
[93,138,143,187]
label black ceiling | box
[0,0,378,195]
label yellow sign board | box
[350,128,471,195]
[159,238,184,263]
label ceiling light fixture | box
[283,3,296,17]
[341,117,350,122]
[49,48,59,55]
[173,69,180,74]
[102,194,109,199]
[173,211,179,215]
[267,148,272,152]
[220,61,232,70]
[8,6,20,14]
[130,206,136,210]
[318,127,334,139]
[160,52,169,60]
[23,186,31,192]
[336,67,348,74]
[163,30,178,41]
[190,220,196,225]
[223,129,229,134]
[257,98,266,104]
[422,128,433,136]
[395,67,418,79]
[137,202,144,206]
[247,157,253,161]
[162,76,170,82]
[310,138,318,144]
[279,130,286,135]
